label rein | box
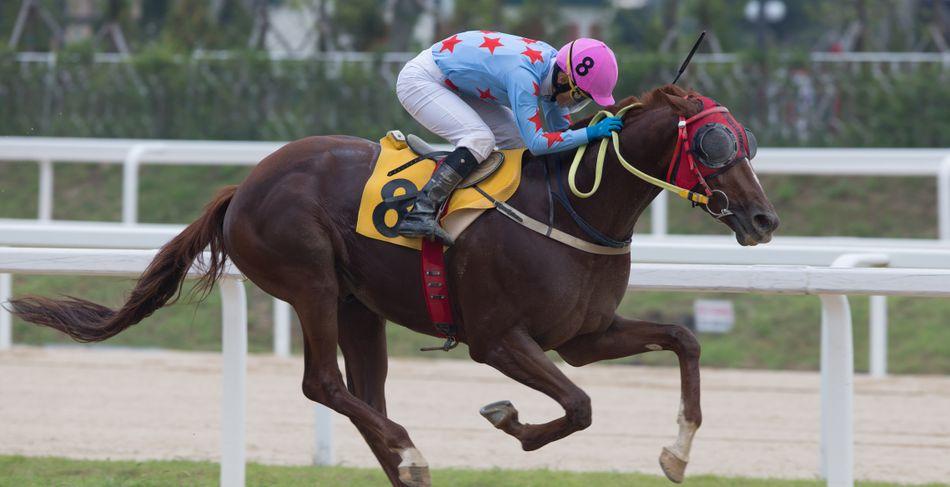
[567,104,711,206]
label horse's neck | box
[542,145,662,242]
[546,114,676,241]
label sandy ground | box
[1,346,949,484]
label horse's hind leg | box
[473,327,592,452]
[556,315,701,484]
[337,298,405,485]
[291,278,429,487]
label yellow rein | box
[567,104,710,205]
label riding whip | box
[672,31,706,84]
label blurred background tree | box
[3,0,945,56]
[0,0,946,145]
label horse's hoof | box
[659,446,688,483]
[397,447,431,487]
[479,400,517,428]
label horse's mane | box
[570,84,701,130]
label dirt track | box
[1,346,949,484]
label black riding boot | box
[397,147,478,245]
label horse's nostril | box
[753,213,779,233]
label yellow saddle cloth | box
[356,132,525,250]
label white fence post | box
[819,293,855,487]
[939,156,950,241]
[819,253,888,486]
[122,144,164,226]
[219,277,247,487]
[38,159,53,222]
[650,190,669,237]
[122,146,142,225]
[273,299,291,357]
[314,404,334,466]
[0,273,11,350]
[869,296,888,378]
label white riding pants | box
[395,49,522,162]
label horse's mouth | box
[723,212,777,247]
[736,227,773,246]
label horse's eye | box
[745,128,758,160]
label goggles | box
[693,124,758,169]
[563,41,592,113]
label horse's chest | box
[453,242,629,347]
[539,266,626,333]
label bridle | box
[485,95,757,256]
[667,103,742,219]
[568,95,756,220]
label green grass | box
[0,456,940,487]
[2,163,949,374]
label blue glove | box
[585,116,623,141]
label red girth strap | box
[420,239,455,336]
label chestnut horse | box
[9,85,779,485]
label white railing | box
[1,138,948,373]
[1,138,947,237]
[3,222,950,376]
[0,247,333,487]
[0,137,282,225]
[3,247,950,486]
[626,257,950,487]
[648,149,950,238]
[631,235,950,378]
[0,137,293,355]
[0,220,295,357]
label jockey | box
[395,30,622,244]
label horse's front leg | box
[471,327,592,452]
[556,315,701,484]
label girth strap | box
[419,238,459,351]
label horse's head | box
[617,85,780,246]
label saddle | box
[402,132,505,188]
[355,131,525,250]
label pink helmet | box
[556,38,618,106]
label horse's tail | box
[6,185,238,342]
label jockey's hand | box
[585,116,623,141]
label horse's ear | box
[651,90,686,112]
[650,86,693,115]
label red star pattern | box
[563,113,572,123]
[479,30,496,34]
[440,35,462,53]
[527,109,543,132]
[521,37,538,44]
[542,131,564,147]
[521,47,544,63]
[479,36,503,54]
[444,78,459,91]
[532,81,540,97]
[477,87,497,100]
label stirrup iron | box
[419,335,459,352]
